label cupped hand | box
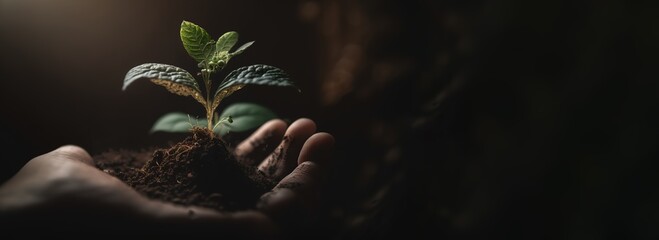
[0,118,334,238]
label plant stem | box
[201,70,213,135]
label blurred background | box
[1,0,659,239]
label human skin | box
[0,118,334,238]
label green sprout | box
[123,21,297,138]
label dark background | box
[1,0,659,239]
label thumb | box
[49,145,94,166]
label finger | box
[257,161,323,234]
[257,134,333,235]
[260,162,321,214]
[267,133,334,194]
[274,161,321,192]
[234,119,287,166]
[257,118,316,180]
[50,145,94,166]
[297,132,335,166]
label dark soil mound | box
[94,128,276,211]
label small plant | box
[123,20,297,138]
[110,21,299,211]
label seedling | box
[123,21,297,138]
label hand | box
[0,118,334,238]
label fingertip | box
[311,132,335,149]
[262,119,288,135]
[298,132,335,165]
[289,118,317,135]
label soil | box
[93,127,276,211]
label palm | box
[0,118,333,238]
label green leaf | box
[123,63,206,104]
[211,64,298,109]
[180,21,215,63]
[123,63,199,91]
[218,65,297,90]
[150,112,206,133]
[215,31,239,53]
[230,41,254,56]
[216,102,277,136]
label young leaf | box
[180,21,215,63]
[215,31,239,53]
[151,112,207,133]
[219,64,297,89]
[123,63,206,105]
[216,102,277,136]
[230,41,254,56]
[211,64,298,110]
